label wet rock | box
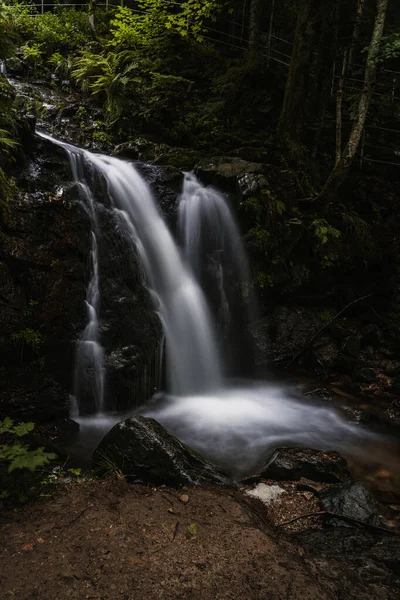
[195,157,265,192]
[384,400,400,426]
[319,481,380,527]
[343,335,361,358]
[260,447,351,483]
[296,527,400,591]
[342,406,374,425]
[303,388,333,403]
[260,306,322,365]
[356,367,378,383]
[312,335,339,370]
[0,374,70,422]
[114,138,169,162]
[93,415,233,487]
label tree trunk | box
[335,50,348,163]
[277,0,321,145]
[248,0,263,61]
[311,0,341,158]
[349,0,366,67]
[89,0,99,42]
[320,0,389,202]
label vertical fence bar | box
[267,0,275,69]
[41,0,44,15]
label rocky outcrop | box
[319,481,380,527]
[260,447,351,484]
[0,134,165,422]
[93,415,233,487]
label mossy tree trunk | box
[248,0,263,61]
[319,0,388,203]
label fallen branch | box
[287,293,373,367]
[278,510,398,535]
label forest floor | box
[1,478,399,600]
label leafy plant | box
[311,218,341,246]
[21,42,43,67]
[0,127,19,151]
[11,327,44,364]
[0,418,56,473]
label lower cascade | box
[38,131,385,475]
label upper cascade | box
[37,132,223,400]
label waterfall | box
[86,153,223,396]
[178,172,257,375]
[37,131,385,476]
[0,60,6,75]
[37,132,222,399]
[37,133,105,416]
[67,150,105,417]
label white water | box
[37,133,105,416]
[178,173,256,330]
[37,131,387,476]
[86,153,222,395]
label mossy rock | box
[93,415,233,487]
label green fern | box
[0,418,57,474]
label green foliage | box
[0,1,31,59]
[48,51,74,77]
[21,42,43,66]
[0,418,56,473]
[11,327,43,351]
[311,218,341,246]
[72,50,147,120]
[0,127,19,151]
[187,522,198,536]
[340,210,376,257]
[317,309,335,323]
[109,1,224,49]
[378,33,400,62]
[311,219,341,269]
[27,7,91,57]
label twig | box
[278,510,398,535]
[172,520,179,541]
[287,293,373,367]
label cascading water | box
[37,131,389,476]
[178,172,257,376]
[37,133,105,417]
[86,153,223,396]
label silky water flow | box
[37,131,389,476]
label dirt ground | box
[0,479,398,600]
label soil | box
[1,479,399,600]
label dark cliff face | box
[0,136,165,424]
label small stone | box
[167,507,175,514]
[179,494,189,504]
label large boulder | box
[93,415,233,487]
[319,481,380,527]
[260,447,351,484]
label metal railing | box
[14,0,400,169]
